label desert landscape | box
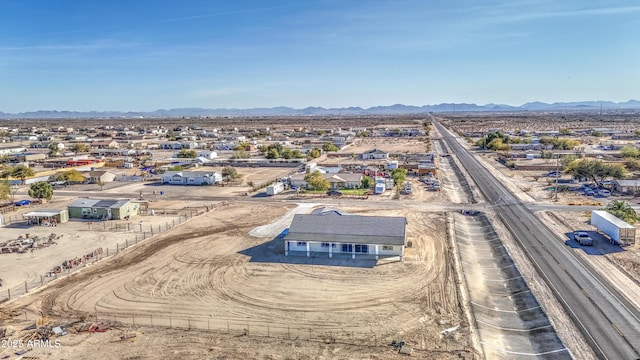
[1,112,640,359]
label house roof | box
[614,180,640,186]
[163,170,220,178]
[23,209,67,217]
[68,198,131,209]
[285,212,406,245]
[363,148,388,154]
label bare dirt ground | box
[346,137,429,154]
[1,200,469,359]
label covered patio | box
[23,209,69,226]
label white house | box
[284,208,406,260]
[161,171,222,185]
[289,173,362,189]
[361,149,389,160]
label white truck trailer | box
[591,210,636,245]
[266,182,285,196]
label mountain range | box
[1,100,639,119]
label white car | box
[573,231,593,246]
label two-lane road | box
[433,118,640,359]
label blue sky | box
[1,0,639,112]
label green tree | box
[167,165,184,171]
[221,166,239,181]
[0,166,12,179]
[391,168,407,187]
[29,181,54,201]
[559,128,571,135]
[602,200,639,224]
[306,148,321,159]
[57,169,86,183]
[71,143,91,153]
[560,154,578,169]
[281,148,293,159]
[361,176,373,189]
[266,148,280,159]
[231,150,250,159]
[176,149,197,158]
[322,142,339,152]
[475,131,510,149]
[291,149,304,159]
[0,181,10,201]
[11,165,35,184]
[619,146,640,158]
[564,159,627,186]
[304,170,329,191]
[48,142,62,156]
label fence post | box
[25,281,28,293]
[7,289,10,300]
[40,275,43,287]
[247,321,249,336]
[106,248,109,256]
[227,320,230,334]
[117,243,119,252]
[126,239,128,248]
[208,319,210,331]
[288,326,290,339]
[309,328,312,340]
[188,318,191,330]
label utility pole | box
[555,154,560,201]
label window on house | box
[321,242,330,247]
[297,242,307,246]
[355,245,368,253]
[382,245,394,251]
[341,244,353,253]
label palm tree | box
[603,200,638,224]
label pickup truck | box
[573,231,593,246]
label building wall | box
[112,202,139,220]
[286,240,403,258]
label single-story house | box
[161,171,222,185]
[289,173,363,189]
[23,209,69,226]
[82,170,116,184]
[68,198,139,220]
[283,207,406,260]
[613,179,640,194]
[361,149,389,160]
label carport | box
[23,209,69,226]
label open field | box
[1,201,470,359]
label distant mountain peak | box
[1,100,638,119]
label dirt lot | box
[347,137,429,155]
[1,200,469,359]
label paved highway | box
[433,119,640,359]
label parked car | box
[598,189,611,197]
[585,190,596,196]
[573,231,593,246]
[548,171,562,178]
[326,190,343,197]
[14,199,32,206]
